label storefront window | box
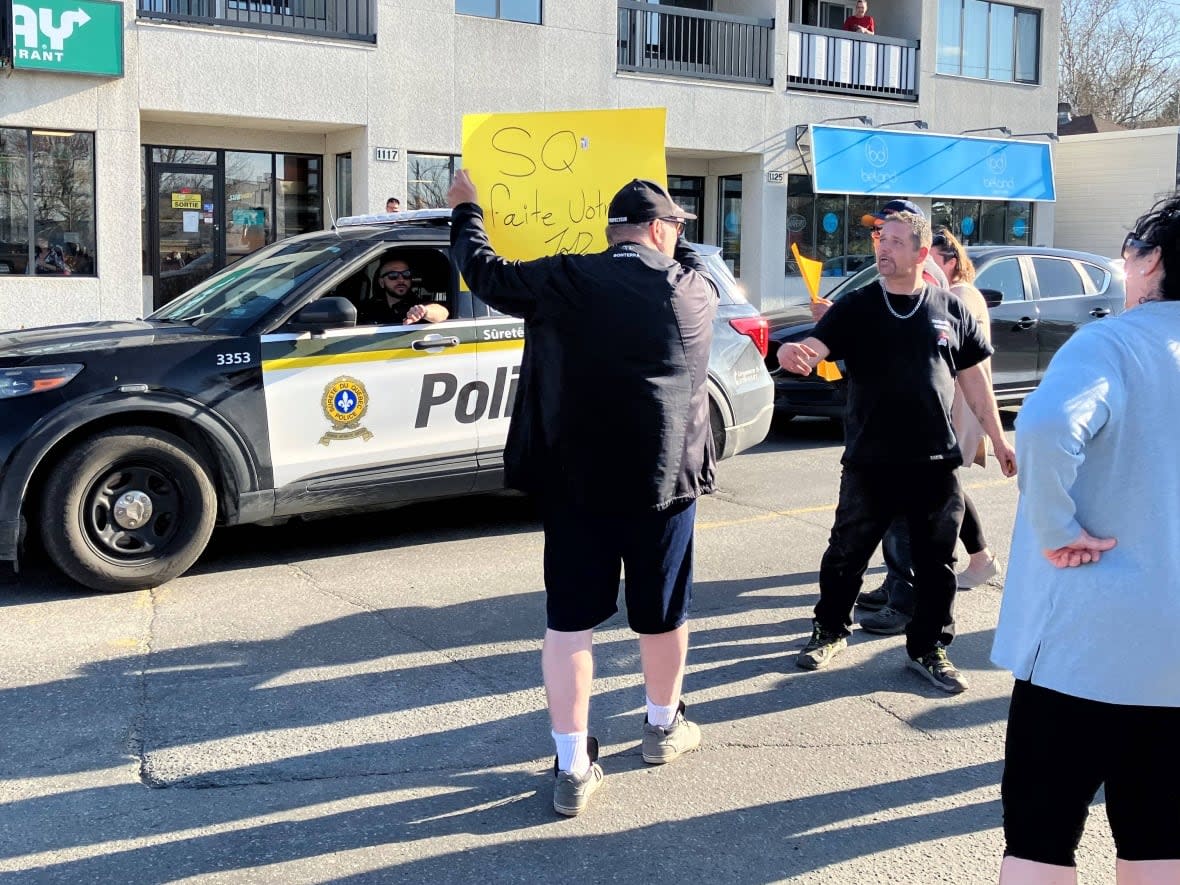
[226,151,274,264]
[931,197,1033,245]
[276,153,322,241]
[336,153,353,218]
[786,175,888,277]
[0,128,96,276]
[937,0,1040,84]
[407,153,459,209]
[719,175,742,277]
[668,174,704,243]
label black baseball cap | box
[607,179,697,225]
[861,198,924,228]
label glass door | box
[150,166,221,310]
[719,174,743,277]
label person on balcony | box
[843,0,875,34]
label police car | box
[0,210,773,592]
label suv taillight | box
[729,316,769,358]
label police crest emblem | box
[319,376,374,445]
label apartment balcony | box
[617,0,774,87]
[787,24,918,101]
[137,0,374,42]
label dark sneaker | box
[907,645,970,694]
[859,605,911,635]
[553,736,604,817]
[797,621,848,671]
[642,701,701,765]
[856,585,889,611]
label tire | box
[709,398,727,458]
[40,427,217,592]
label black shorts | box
[1002,679,1180,866]
[542,499,696,634]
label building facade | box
[1055,126,1180,257]
[1,0,1060,327]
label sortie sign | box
[8,0,124,77]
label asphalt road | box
[0,415,1116,884]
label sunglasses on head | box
[1122,232,1153,255]
[380,269,413,280]
[932,234,949,248]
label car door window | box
[1079,262,1110,294]
[1031,258,1086,299]
[976,258,1026,303]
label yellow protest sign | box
[171,193,202,210]
[461,108,667,260]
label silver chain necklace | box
[882,287,925,320]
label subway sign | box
[8,0,123,77]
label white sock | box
[552,730,590,776]
[646,696,678,728]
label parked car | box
[0,210,772,592]
[764,245,1126,419]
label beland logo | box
[864,136,889,168]
[983,149,1015,192]
[11,4,91,61]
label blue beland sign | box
[822,212,839,234]
[809,126,1056,201]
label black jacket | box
[450,203,718,512]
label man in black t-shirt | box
[778,212,1016,693]
[358,257,449,326]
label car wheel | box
[40,427,217,592]
[709,398,726,457]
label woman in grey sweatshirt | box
[992,195,1180,884]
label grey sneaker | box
[856,585,889,611]
[642,701,701,765]
[859,605,911,635]
[553,736,604,817]
[797,621,848,671]
[907,645,970,694]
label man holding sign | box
[448,171,717,817]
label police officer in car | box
[358,257,449,326]
[447,171,717,817]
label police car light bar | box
[335,208,454,228]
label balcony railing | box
[137,0,374,42]
[617,1,774,87]
[787,24,918,101]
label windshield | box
[150,235,351,332]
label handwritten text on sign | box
[461,108,667,261]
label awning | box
[808,125,1056,201]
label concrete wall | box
[1055,128,1180,257]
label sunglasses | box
[380,269,413,280]
[870,227,882,240]
[1122,233,1153,255]
[931,234,949,248]
[658,217,686,234]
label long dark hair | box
[1128,192,1180,302]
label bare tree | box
[1060,0,1180,127]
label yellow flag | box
[791,242,823,303]
[790,242,842,381]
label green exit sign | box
[9,0,123,77]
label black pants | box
[1003,679,1180,865]
[815,463,963,658]
[883,489,985,615]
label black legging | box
[960,491,986,555]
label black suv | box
[765,246,1126,418]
